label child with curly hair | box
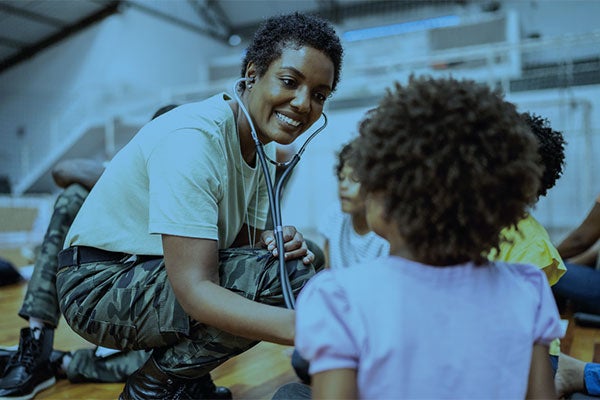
[490,112,567,288]
[321,141,389,270]
[293,76,563,399]
[289,140,389,385]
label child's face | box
[337,164,365,215]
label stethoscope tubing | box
[233,78,327,309]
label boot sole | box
[0,376,56,400]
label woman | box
[55,12,343,400]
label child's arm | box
[557,200,600,259]
[567,246,599,267]
[526,343,557,399]
[312,368,358,399]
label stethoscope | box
[233,77,328,309]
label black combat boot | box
[0,327,56,399]
[0,346,17,373]
[119,356,232,400]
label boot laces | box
[172,385,187,400]
[7,329,42,373]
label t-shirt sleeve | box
[295,271,360,375]
[528,267,565,345]
[318,205,340,240]
[147,129,223,240]
[509,240,566,286]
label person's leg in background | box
[553,262,600,315]
[556,353,600,399]
[271,382,312,400]
[64,348,150,383]
[0,184,150,399]
[0,184,90,399]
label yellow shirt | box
[489,215,566,285]
[489,214,566,355]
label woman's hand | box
[260,226,314,265]
[162,234,295,345]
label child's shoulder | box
[493,260,549,288]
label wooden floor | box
[2,277,600,399]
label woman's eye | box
[281,78,296,87]
[313,92,327,104]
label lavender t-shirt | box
[296,256,563,399]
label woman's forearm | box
[181,280,295,345]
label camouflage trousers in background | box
[18,183,89,326]
[17,183,149,382]
[57,247,317,377]
[66,348,149,383]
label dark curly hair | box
[334,141,358,178]
[353,76,542,266]
[241,12,343,92]
[522,112,566,198]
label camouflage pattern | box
[56,247,317,377]
[67,348,150,383]
[19,183,89,326]
[18,183,149,383]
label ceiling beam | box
[0,2,65,27]
[124,0,229,43]
[0,1,122,75]
[187,0,232,39]
[0,36,28,49]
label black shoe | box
[0,327,56,400]
[194,373,232,400]
[0,346,17,375]
[0,345,69,380]
[119,357,232,400]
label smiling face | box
[338,164,365,215]
[243,45,335,145]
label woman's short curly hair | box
[241,12,343,92]
[522,112,566,198]
[353,76,542,266]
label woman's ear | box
[245,61,257,83]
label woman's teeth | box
[276,112,300,127]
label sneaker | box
[119,356,232,400]
[0,327,55,400]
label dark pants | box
[553,262,600,315]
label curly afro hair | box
[241,12,343,92]
[521,112,566,198]
[334,141,358,178]
[353,76,542,266]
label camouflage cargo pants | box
[18,183,149,382]
[18,183,89,326]
[56,247,317,377]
